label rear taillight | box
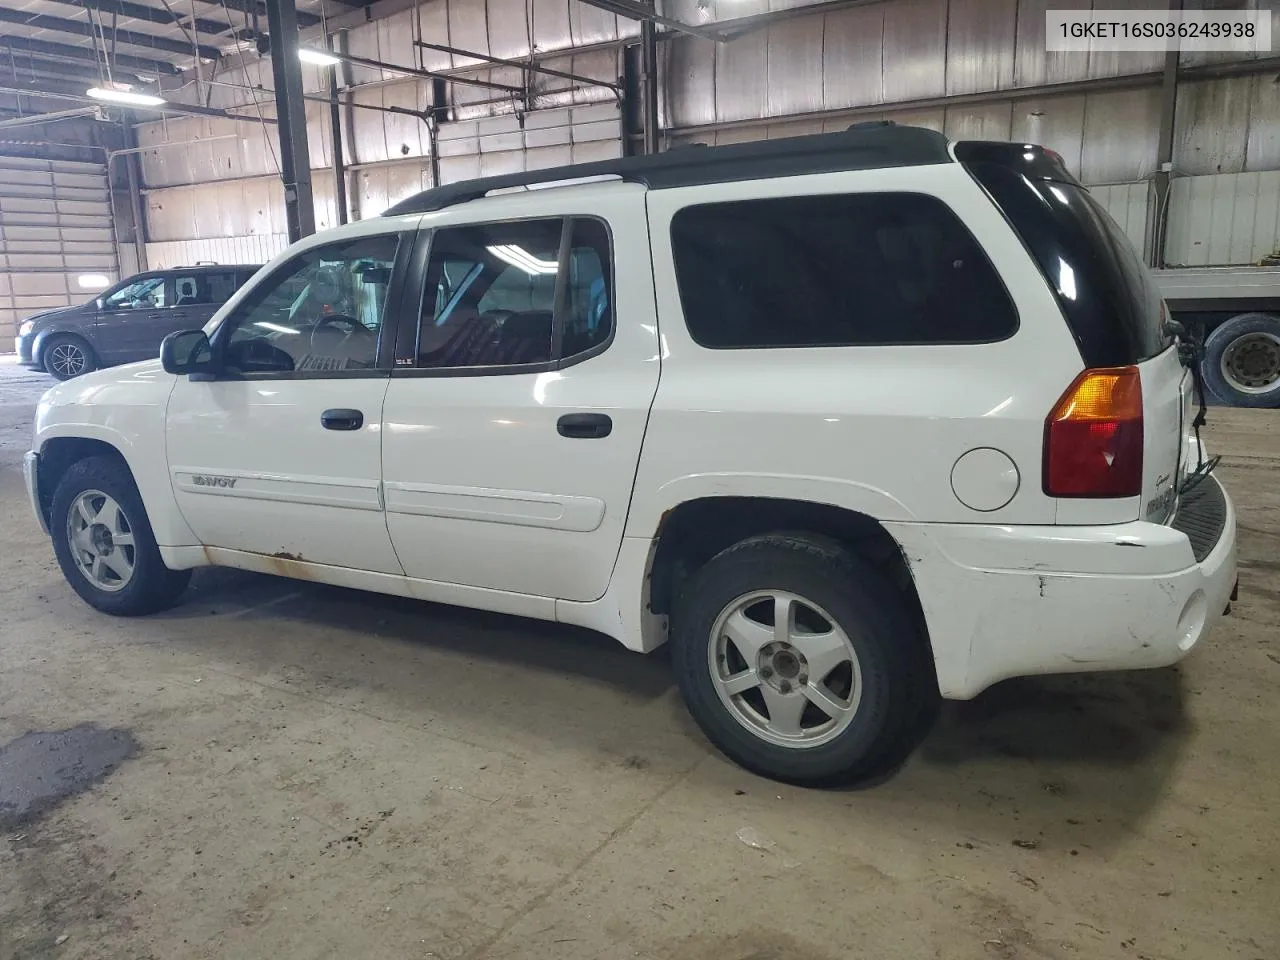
[1044,366,1143,497]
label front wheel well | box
[647,497,929,647]
[37,437,131,526]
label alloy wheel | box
[49,342,87,378]
[707,590,862,748]
[66,489,136,592]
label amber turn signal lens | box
[1044,366,1144,498]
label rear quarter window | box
[963,161,1170,366]
[669,192,1018,349]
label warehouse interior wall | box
[16,0,1280,282]
[0,110,136,351]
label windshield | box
[965,161,1170,366]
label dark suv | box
[16,264,260,379]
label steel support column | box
[1150,1,1181,268]
[640,19,659,155]
[329,32,348,226]
[264,0,315,241]
[122,121,148,273]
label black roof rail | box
[383,123,952,217]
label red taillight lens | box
[1044,366,1144,497]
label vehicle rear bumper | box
[886,476,1236,699]
[24,450,49,535]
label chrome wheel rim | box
[1221,332,1280,394]
[708,590,862,749]
[66,489,136,592]
[50,342,87,377]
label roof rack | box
[383,123,951,217]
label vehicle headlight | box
[18,320,33,336]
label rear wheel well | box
[37,438,131,526]
[648,497,931,655]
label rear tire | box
[671,533,938,786]
[1202,313,1280,408]
[50,456,191,616]
[42,334,97,380]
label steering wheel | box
[308,314,373,353]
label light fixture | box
[298,48,340,66]
[86,86,166,107]
[78,273,111,289]
[255,321,300,335]
[487,244,558,275]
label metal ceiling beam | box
[0,50,132,88]
[414,40,621,93]
[574,0,716,39]
[704,0,890,41]
[0,7,222,61]
[335,49,525,94]
[0,78,274,122]
[219,0,321,29]
[0,106,99,129]
[0,35,180,75]
[41,0,237,39]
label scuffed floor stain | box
[0,724,137,829]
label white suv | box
[25,124,1237,785]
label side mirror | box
[160,329,216,380]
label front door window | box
[217,235,399,374]
[104,277,166,311]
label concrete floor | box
[0,356,1275,960]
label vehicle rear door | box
[170,270,241,333]
[379,185,661,602]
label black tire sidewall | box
[672,536,927,786]
[1201,313,1280,409]
[42,335,96,381]
[50,457,190,615]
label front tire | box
[50,456,191,615]
[671,533,937,786]
[42,334,97,380]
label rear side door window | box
[669,193,1017,348]
[412,217,613,371]
[172,271,239,307]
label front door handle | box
[557,412,612,439]
[321,408,364,431]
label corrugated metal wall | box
[136,0,1280,269]
[0,157,118,351]
[138,0,627,264]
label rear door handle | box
[557,412,612,439]
[321,408,364,431]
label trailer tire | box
[1202,313,1280,408]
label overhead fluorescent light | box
[78,273,111,289]
[86,87,166,107]
[298,49,341,66]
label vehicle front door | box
[165,233,407,572]
[92,274,172,364]
[380,194,661,602]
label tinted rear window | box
[965,161,1169,366]
[669,193,1018,349]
